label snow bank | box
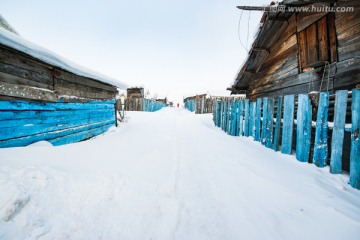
[0,109,359,239]
[0,28,127,89]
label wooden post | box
[296,94,312,162]
[330,90,347,173]
[313,92,329,167]
[273,96,283,151]
[350,89,360,189]
[238,100,244,136]
[281,95,294,154]
[265,98,275,148]
[244,99,250,137]
[255,98,262,141]
[261,98,268,145]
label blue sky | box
[1,0,270,103]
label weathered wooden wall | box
[334,0,360,90]
[0,45,119,147]
[125,98,143,111]
[242,0,360,100]
[0,46,118,102]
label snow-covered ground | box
[1,108,360,240]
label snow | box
[0,28,127,89]
[1,108,360,239]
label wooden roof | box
[230,0,338,94]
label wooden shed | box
[0,25,127,147]
[125,87,144,111]
[229,0,360,99]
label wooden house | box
[0,24,127,147]
[228,0,360,99]
[227,0,360,173]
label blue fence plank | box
[0,100,115,111]
[248,101,253,137]
[255,98,262,141]
[281,95,294,154]
[238,100,244,136]
[350,89,360,189]
[235,101,240,136]
[226,101,230,134]
[244,99,250,137]
[0,119,114,148]
[261,98,268,145]
[0,109,110,121]
[49,123,113,146]
[220,101,224,129]
[0,111,112,129]
[228,101,232,134]
[0,113,114,141]
[223,101,227,132]
[265,98,275,148]
[296,94,312,162]
[201,96,205,114]
[222,101,226,131]
[313,92,329,167]
[231,101,238,136]
[330,90,348,173]
[304,99,312,162]
[229,101,233,134]
[273,97,283,151]
[214,101,218,127]
[249,101,256,138]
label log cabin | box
[229,0,360,99]
[0,20,127,147]
[228,0,360,172]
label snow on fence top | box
[0,28,127,89]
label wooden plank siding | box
[0,43,120,147]
[231,0,360,100]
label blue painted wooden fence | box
[143,99,165,112]
[0,100,116,147]
[213,89,360,189]
[184,99,196,112]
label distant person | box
[177,103,179,108]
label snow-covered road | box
[1,108,360,240]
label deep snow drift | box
[0,108,360,240]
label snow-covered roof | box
[0,28,127,89]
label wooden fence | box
[143,99,165,112]
[125,98,164,112]
[184,98,214,114]
[213,89,360,190]
[185,99,196,112]
[0,100,115,148]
